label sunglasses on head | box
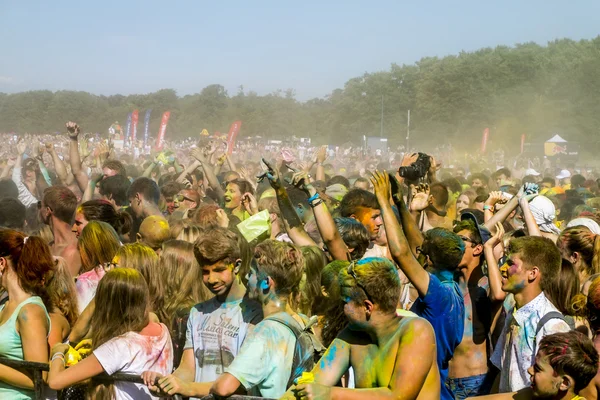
[347,261,373,303]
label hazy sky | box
[1,0,599,100]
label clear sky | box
[1,0,599,100]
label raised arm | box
[314,146,327,182]
[46,142,69,184]
[484,222,507,303]
[292,170,349,260]
[518,195,542,237]
[389,176,425,256]
[191,148,225,201]
[66,122,89,192]
[371,171,430,297]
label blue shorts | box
[445,372,494,400]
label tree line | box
[1,37,599,153]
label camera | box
[398,152,431,181]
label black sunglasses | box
[347,262,373,303]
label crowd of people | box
[1,121,600,400]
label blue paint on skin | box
[319,344,338,370]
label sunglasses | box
[347,262,373,303]
[175,194,195,203]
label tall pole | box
[406,109,411,151]
[380,95,384,138]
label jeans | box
[445,372,493,400]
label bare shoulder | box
[397,311,434,339]
[17,302,48,328]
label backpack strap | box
[265,314,306,389]
[532,311,566,361]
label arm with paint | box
[371,171,430,298]
[484,223,507,303]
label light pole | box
[380,95,384,138]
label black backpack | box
[532,311,567,359]
[265,313,325,389]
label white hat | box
[556,169,571,180]
[525,168,540,176]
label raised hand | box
[517,182,539,202]
[16,140,27,155]
[401,152,418,167]
[242,192,258,215]
[66,121,80,139]
[291,170,314,194]
[45,142,55,152]
[370,170,391,204]
[409,183,432,212]
[260,158,283,190]
[485,222,505,250]
[215,208,230,228]
[485,191,506,208]
[190,147,208,164]
[315,146,327,164]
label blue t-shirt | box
[410,273,464,400]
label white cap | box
[525,168,540,176]
[556,169,571,179]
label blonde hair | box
[47,257,79,326]
[176,224,205,244]
[114,244,165,322]
[78,221,121,273]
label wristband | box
[308,193,320,203]
[483,205,493,211]
[51,353,65,364]
[309,199,323,208]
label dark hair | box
[43,186,77,224]
[334,217,370,260]
[422,228,465,271]
[538,331,599,393]
[453,219,482,245]
[542,177,555,186]
[327,175,350,189]
[339,189,379,218]
[160,181,183,199]
[429,182,449,209]
[572,174,586,189]
[101,159,127,177]
[508,236,562,290]
[495,168,511,178]
[469,173,489,186]
[77,200,132,236]
[99,175,131,207]
[193,227,241,266]
[443,178,462,194]
[522,175,538,184]
[127,177,160,205]
[545,259,579,316]
[0,179,19,200]
[0,229,54,306]
[0,198,26,230]
[286,186,309,208]
[318,260,349,346]
[226,179,255,196]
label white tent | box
[546,134,567,143]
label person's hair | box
[114,243,163,320]
[0,198,26,230]
[192,204,221,229]
[334,217,370,260]
[495,167,511,179]
[453,219,482,245]
[537,331,599,393]
[125,164,140,179]
[47,257,79,327]
[176,224,205,244]
[545,259,579,316]
[317,261,349,346]
[160,240,213,331]
[258,196,280,217]
[572,174,586,189]
[227,179,255,196]
[0,229,54,306]
[429,182,449,209]
[78,221,121,273]
[99,175,131,207]
[43,186,77,224]
[296,246,327,316]
[443,178,462,195]
[421,228,466,271]
[338,257,401,313]
[457,189,477,207]
[0,179,19,200]
[127,177,160,205]
[558,226,600,279]
[508,236,562,291]
[353,177,370,188]
[160,181,183,199]
[339,189,379,218]
[286,186,309,209]
[542,177,556,187]
[254,240,304,297]
[77,200,132,236]
[89,268,149,399]
[327,175,350,189]
[101,159,127,177]
[193,227,241,266]
[469,173,489,186]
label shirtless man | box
[284,257,439,400]
[39,185,80,276]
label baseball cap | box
[460,211,492,244]
[525,168,540,176]
[556,169,571,180]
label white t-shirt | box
[94,323,173,400]
[184,296,262,389]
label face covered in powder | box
[500,252,530,294]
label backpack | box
[265,313,326,389]
[532,311,567,358]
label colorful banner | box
[156,111,171,150]
[520,134,526,154]
[131,110,139,145]
[226,121,242,155]
[481,128,489,154]
[143,109,152,146]
[125,113,132,144]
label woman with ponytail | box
[72,199,132,241]
[48,268,173,400]
[558,225,600,292]
[0,229,54,399]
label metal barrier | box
[0,357,270,400]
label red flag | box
[520,134,526,154]
[131,110,139,144]
[226,121,242,155]
[156,111,171,150]
[481,128,489,154]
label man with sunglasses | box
[371,170,466,400]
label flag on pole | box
[226,121,242,155]
[143,109,152,147]
[131,110,139,145]
[125,113,132,144]
[156,111,171,150]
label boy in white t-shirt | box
[143,227,262,399]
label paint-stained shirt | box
[225,312,303,399]
[410,273,464,400]
[490,292,570,393]
[94,323,173,400]
[184,295,262,397]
